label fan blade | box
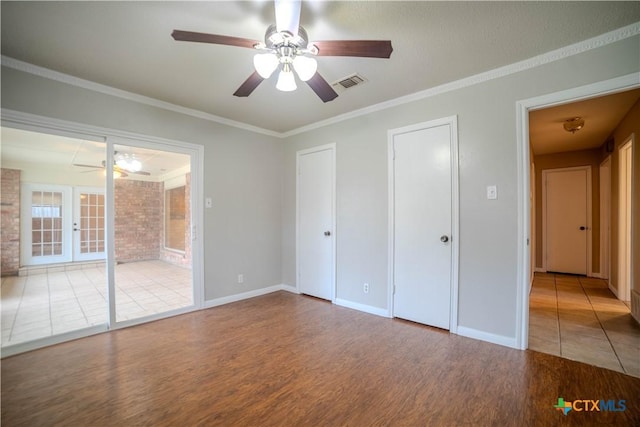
[73,163,103,169]
[312,40,393,58]
[130,171,151,176]
[274,0,301,36]
[172,30,259,49]
[233,71,265,97]
[306,72,338,103]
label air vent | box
[332,73,368,92]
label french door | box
[73,188,106,261]
[21,185,105,265]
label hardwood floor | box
[2,291,639,426]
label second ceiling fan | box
[172,0,393,102]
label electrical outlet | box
[237,274,244,284]
[363,283,369,294]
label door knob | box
[440,235,449,243]
[324,231,331,236]
[579,226,586,231]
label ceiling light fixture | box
[563,117,585,134]
[253,24,318,92]
[115,153,142,172]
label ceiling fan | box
[74,153,151,177]
[171,0,393,102]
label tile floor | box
[1,260,192,347]
[528,272,640,378]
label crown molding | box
[2,22,638,139]
[0,55,281,139]
[282,22,640,137]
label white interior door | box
[392,122,453,330]
[297,145,335,301]
[21,184,73,266]
[73,188,106,261]
[545,167,589,275]
[618,140,633,301]
[600,157,611,281]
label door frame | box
[73,187,106,262]
[515,73,640,350]
[20,183,74,266]
[618,136,634,301]
[599,156,611,282]
[1,109,205,357]
[541,166,592,275]
[387,116,460,333]
[295,143,337,302]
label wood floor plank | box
[2,292,639,426]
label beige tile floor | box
[529,272,640,378]
[1,260,192,347]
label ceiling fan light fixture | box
[254,53,279,78]
[116,153,142,172]
[293,55,317,81]
[274,0,301,36]
[563,117,585,134]
[276,64,297,91]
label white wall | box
[1,66,284,301]
[2,31,639,345]
[281,34,640,340]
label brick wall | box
[114,179,162,262]
[160,173,191,268]
[1,168,21,276]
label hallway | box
[529,272,639,377]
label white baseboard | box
[280,284,299,294]
[608,282,620,298]
[334,298,390,318]
[1,325,108,358]
[456,326,518,349]
[204,284,293,309]
[534,267,546,273]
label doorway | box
[618,137,633,302]
[20,184,106,266]
[542,166,591,275]
[600,157,611,283]
[1,122,203,355]
[517,76,640,375]
[296,143,336,301]
[388,117,459,331]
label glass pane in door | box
[1,126,107,349]
[112,143,193,323]
[31,191,64,257]
[75,191,106,260]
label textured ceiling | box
[530,89,640,156]
[2,1,639,134]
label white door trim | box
[20,183,73,266]
[73,187,106,262]
[515,72,640,350]
[541,166,592,276]
[295,143,337,302]
[387,116,460,333]
[618,135,634,301]
[599,156,611,283]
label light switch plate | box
[487,185,497,200]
